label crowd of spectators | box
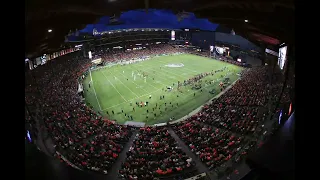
[176,67,269,137]
[172,120,247,170]
[93,44,183,64]
[64,122,133,174]
[169,66,290,173]
[25,53,130,172]
[25,42,289,177]
[25,44,188,174]
[119,126,195,179]
[268,67,293,107]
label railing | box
[56,151,83,171]
[184,172,207,180]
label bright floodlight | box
[244,19,248,23]
[48,29,52,32]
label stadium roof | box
[78,10,219,33]
[26,0,294,58]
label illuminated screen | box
[278,46,287,70]
[88,51,92,59]
[265,48,278,57]
[171,30,175,40]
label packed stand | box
[26,53,107,149]
[268,67,293,107]
[215,67,269,107]
[193,104,263,135]
[24,44,187,174]
[93,44,183,64]
[24,52,134,173]
[119,126,195,179]
[181,67,270,135]
[63,122,133,174]
[172,120,246,170]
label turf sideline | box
[89,68,102,111]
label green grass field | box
[83,54,243,125]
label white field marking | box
[124,66,160,90]
[103,71,232,111]
[113,68,155,93]
[137,62,228,91]
[100,71,128,102]
[163,72,234,104]
[114,69,150,94]
[102,72,236,111]
[160,56,233,74]
[102,89,162,110]
[98,62,177,87]
[144,72,234,111]
[184,67,199,73]
[102,75,225,111]
[97,59,235,109]
[139,65,180,81]
[148,60,198,79]
[136,64,183,82]
[157,56,231,75]
[156,59,199,74]
[131,66,171,87]
[148,64,188,79]
[141,63,193,87]
[89,69,102,111]
[102,70,139,98]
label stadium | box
[26,1,294,180]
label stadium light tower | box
[48,29,52,33]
